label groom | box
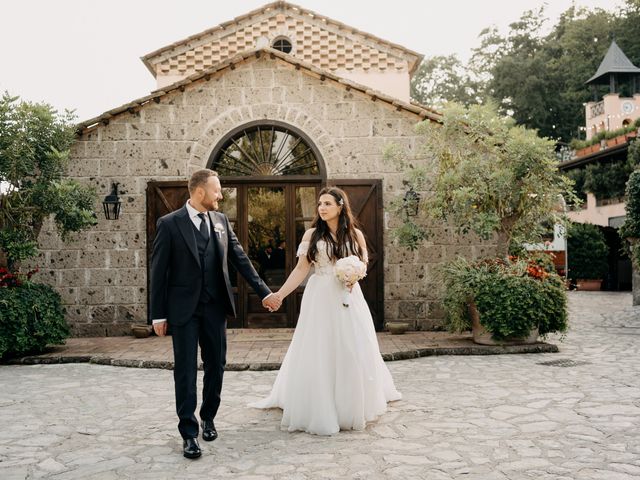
[150,169,281,459]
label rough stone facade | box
[39,54,492,336]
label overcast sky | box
[0,0,622,121]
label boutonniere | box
[213,222,225,238]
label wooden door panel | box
[146,182,189,323]
[328,180,384,330]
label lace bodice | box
[297,240,366,275]
[297,240,333,275]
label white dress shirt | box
[186,200,210,236]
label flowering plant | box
[440,254,567,340]
[334,256,367,307]
[0,267,39,288]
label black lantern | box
[102,182,121,220]
[403,187,420,217]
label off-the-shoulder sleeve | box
[296,241,310,257]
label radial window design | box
[212,124,320,176]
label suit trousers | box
[171,301,227,439]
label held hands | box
[263,293,283,312]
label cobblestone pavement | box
[1,292,639,479]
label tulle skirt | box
[249,272,401,435]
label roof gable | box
[78,47,439,134]
[141,1,422,79]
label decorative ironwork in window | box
[272,37,293,54]
[590,101,604,119]
[212,124,320,176]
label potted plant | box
[441,255,567,345]
[385,102,575,344]
[567,222,608,291]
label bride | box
[249,187,401,435]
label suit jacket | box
[150,206,270,326]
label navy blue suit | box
[150,206,270,438]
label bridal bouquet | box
[335,256,367,307]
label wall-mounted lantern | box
[102,182,121,220]
[403,187,420,217]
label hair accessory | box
[338,198,344,206]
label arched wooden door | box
[146,120,383,329]
[146,179,384,330]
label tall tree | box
[614,0,640,67]
[0,93,97,271]
[475,6,619,142]
[410,54,482,108]
[411,3,639,144]
[386,102,575,256]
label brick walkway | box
[9,328,557,370]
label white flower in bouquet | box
[334,255,367,307]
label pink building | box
[560,40,640,291]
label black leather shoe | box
[201,419,218,442]
[183,438,201,459]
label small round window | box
[272,37,293,54]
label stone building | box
[43,1,486,336]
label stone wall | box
[40,55,493,336]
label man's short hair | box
[188,169,218,193]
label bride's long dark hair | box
[307,187,365,264]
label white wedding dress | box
[249,240,401,435]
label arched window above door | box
[210,121,323,177]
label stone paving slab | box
[0,292,638,479]
[6,329,558,370]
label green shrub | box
[621,170,640,240]
[583,160,633,200]
[391,220,427,251]
[565,139,639,203]
[629,139,640,170]
[569,123,639,151]
[567,222,609,280]
[620,168,640,267]
[563,168,587,203]
[0,282,69,359]
[440,256,568,340]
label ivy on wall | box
[563,138,639,202]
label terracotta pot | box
[576,279,602,291]
[386,322,409,335]
[575,147,590,157]
[468,301,539,346]
[131,324,152,338]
